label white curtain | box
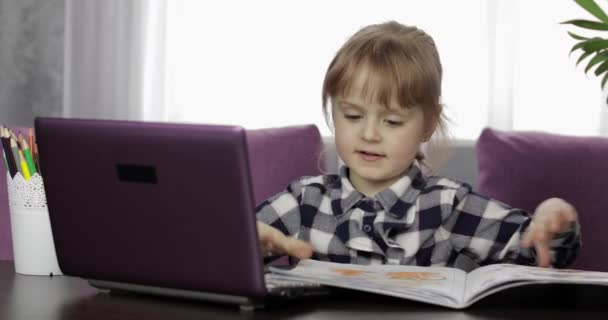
[63,0,166,121]
[162,0,491,139]
[64,0,608,139]
[486,0,516,131]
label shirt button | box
[363,224,373,233]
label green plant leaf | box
[574,0,608,24]
[570,38,605,55]
[584,52,608,73]
[601,71,608,89]
[577,50,594,65]
[570,41,590,55]
[568,31,589,40]
[561,19,608,30]
[583,39,608,52]
[594,59,608,76]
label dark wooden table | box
[1,260,608,319]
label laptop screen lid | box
[35,117,267,300]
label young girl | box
[256,21,580,271]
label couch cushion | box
[246,125,323,205]
[475,127,608,271]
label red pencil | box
[28,128,35,154]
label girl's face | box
[332,94,429,196]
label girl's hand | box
[521,198,578,267]
[257,222,313,259]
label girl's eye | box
[385,119,403,126]
[344,114,362,120]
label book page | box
[464,264,608,304]
[270,259,467,308]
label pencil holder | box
[6,172,62,276]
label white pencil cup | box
[6,172,62,276]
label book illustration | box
[331,267,447,281]
[330,268,367,277]
[292,260,457,291]
[385,271,447,281]
[270,259,608,309]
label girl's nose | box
[361,120,381,142]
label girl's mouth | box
[357,150,385,162]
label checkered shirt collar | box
[335,161,426,218]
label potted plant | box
[562,0,608,89]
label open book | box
[269,259,608,309]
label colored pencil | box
[10,131,20,149]
[18,150,30,180]
[28,128,34,156]
[18,134,23,155]
[33,142,40,174]
[2,149,8,174]
[1,128,17,178]
[10,137,23,176]
[20,139,37,175]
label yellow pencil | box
[20,139,37,175]
[18,150,31,180]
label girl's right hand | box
[257,222,313,259]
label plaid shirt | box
[256,162,581,271]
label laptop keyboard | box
[264,273,328,297]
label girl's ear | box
[423,113,439,142]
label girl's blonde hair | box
[321,21,449,169]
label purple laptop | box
[34,117,326,310]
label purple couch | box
[0,124,322,261]
[476,128,608,272]
[246,125,323,204]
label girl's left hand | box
[521,198,578,267]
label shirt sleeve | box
[448,186,581,268]
[255,179,305,237]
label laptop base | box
[88,279,266,310]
